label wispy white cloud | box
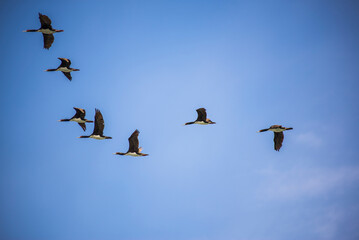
[314,207,344,240]
[258,166,359,200]
[294,132,323,147]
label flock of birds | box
[24,13,293,155]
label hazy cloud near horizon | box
[258,166,359,200]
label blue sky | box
[1,0,359,239]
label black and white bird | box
[114,130,148,157]
[23,13,63,49]
[184,108,216,125]
[258,125,293,151]
[78,109,112,140]
[45,58,79,81]
[58,107,93,131]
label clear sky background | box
[1,0,359,239]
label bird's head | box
[77,136,89,138]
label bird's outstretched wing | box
[128,130,140,153]
[58,58,71,67]
[73,107,86,119]
[78,123,86,131]
[62,72,72,81]
[39,13,52,29]
[92,109,104,136]
[43,33,54,49]
[196,108,207,122]
[274,132,284,151]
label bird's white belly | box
[58,67,72,72]
[195,121,208,125]
[71,118,85,123]
[126,152,140,157]
[270,129,285,132]
[39,29,56,34]
[90,135,104,140]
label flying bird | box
[23,13,63,49]
[258,125,293,151]
[114,130,148,157]
[184,108,216,125]
[58,107,93,131]
[78,109,112,140]
[45,58,79,81]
